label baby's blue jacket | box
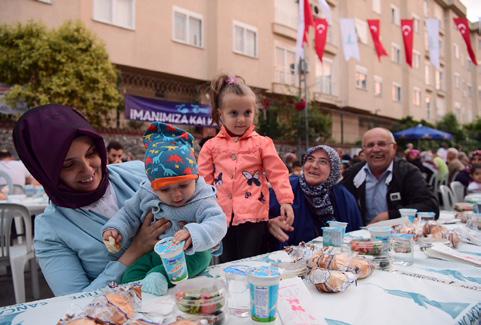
[103,176,227,255]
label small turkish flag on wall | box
[454,18,478,65]
[401,19,414,67]
[367,19,388,61]
[314,18,329,62]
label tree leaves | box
[0,20,121,127]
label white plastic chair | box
[439,185,455,211]
[450,181,465,203]
[0,203,39,303]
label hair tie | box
[226,76,238,85]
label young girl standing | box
[198,74,294,262]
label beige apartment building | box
[1,0,480,144]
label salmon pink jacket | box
[198,125,294,226]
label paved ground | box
[0,268,53,308]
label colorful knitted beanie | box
[143,122,198,190]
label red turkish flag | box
[314,18,329,62]
[454,18,478,65]
[401,19,414,67]
[367,19,388,61]
[303,0,315,44]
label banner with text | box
[125,95,213,127]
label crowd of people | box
[5,73,479,299]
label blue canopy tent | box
[394,124,453,141]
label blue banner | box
[125,95,213,127]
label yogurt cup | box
[248,266,281,323]
[322,226,344,247]
[154,237,188,284]
[399,208,418,224]
[327,221,348,234]
[368,226,393,251]
[417,212,435,223]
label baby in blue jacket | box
[102,122,227,293]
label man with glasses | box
[342,128,439,225]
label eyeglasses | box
[363,141,395,150]
[305,156,330,166]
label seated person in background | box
[290,161,302,176]
[455,150,481,189]
[467,164,481,194]
[0,148,35,187]
[107,141,125,164]
[447,148,465,183]
[342,128,439,225]
[267,145,362,249]
[103,122,227,292]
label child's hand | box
[103,229,122,254]
[280,204,295,226]
[173,229,192,250]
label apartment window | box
[454,73,460,88]
[413,51,421,68]
[316,59,335,95]
[435,69,443,90]
[468,84,473,98]
[391,5,400,25]
[93,0,135,29]
[424,31,429,51]
[454,102,461,122]
[413,87,421,106]
[355,19,368,44]
[425,61,431,85]
[275,0,297,29]
[426,95,431,120]
[423,0,429,16]
[436,96,446,118]
[391,43,401,64]
[275,46,297,86]
[392,82,402,102]
[453,43,459,59]
[413,15,420,33]
[372,0,381,14]
[355,66,368,90]
[233,21,258,58]
[173,7,203,47]
[374,75,383,97]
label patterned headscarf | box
[299,145,341,224]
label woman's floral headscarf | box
[299,145,341,224]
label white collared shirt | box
[354,161,393,222]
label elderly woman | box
[13,105,171,296]
[267,145,362,248]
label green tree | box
[436,113,463,143]
[257,100,331,145]
[0,21,121,126]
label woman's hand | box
[267,216,294,242]
[119,212,171,266]
[280,204,295,225]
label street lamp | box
[290,58,310,151]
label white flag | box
[340,19,360,62]
[318,0,332,24]
[295,0,305,64]
[426,18,440,69]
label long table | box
[1,225,481,325]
